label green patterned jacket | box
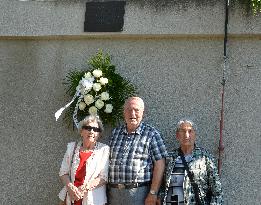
[160,146,223,205]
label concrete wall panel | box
[1,38,260,204]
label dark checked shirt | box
[109,122,168,183]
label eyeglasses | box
[82,125,101,132]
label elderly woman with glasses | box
[58,115,109,205]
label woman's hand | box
[67,183,83,201]
[60,175,83,201]
[86,177,106,190]
[78,184,88,195]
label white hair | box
[176,118,197,132]
[124,96,145,110]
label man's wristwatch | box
[149,190,158,196]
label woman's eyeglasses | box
[82,125,101,133]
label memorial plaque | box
[84,1,126,32]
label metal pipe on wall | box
[218,0,230,176]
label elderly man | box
[159,119,223,205]
[108,97,168,205]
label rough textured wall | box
[1,38,261,205]
[222,39,261,204]
[0,0,261,204]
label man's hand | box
[145,193,157,205]
[156,197,161,205]
[146,158,165,205]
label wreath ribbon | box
[55,91,80,122]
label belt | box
[109,182,150,189]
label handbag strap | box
[68,142,77,205]
[69,142,77,181]
[179,148,202,205]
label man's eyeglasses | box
[82,125,101,133]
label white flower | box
[81,79,93,91]
[84,72,92,79]
[100,92,110,101]
[93,83,102,92]
[99,77,108,85]
[92,69,102,78]
[78,102,86,110]
[104,104,113,113]
[84,94,94,105]
[95,99,105,109]
[89,106,97,115]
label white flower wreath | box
[55,51,136,128]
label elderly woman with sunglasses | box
[58,115,110,205]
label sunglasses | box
[82,125,101,133]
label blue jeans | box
[108,186,150,205]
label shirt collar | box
[121,122,144,135]
[178,143,198,156]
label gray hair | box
[124,96,145,110]
[78,115,104,133]
[176,118,197,132]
